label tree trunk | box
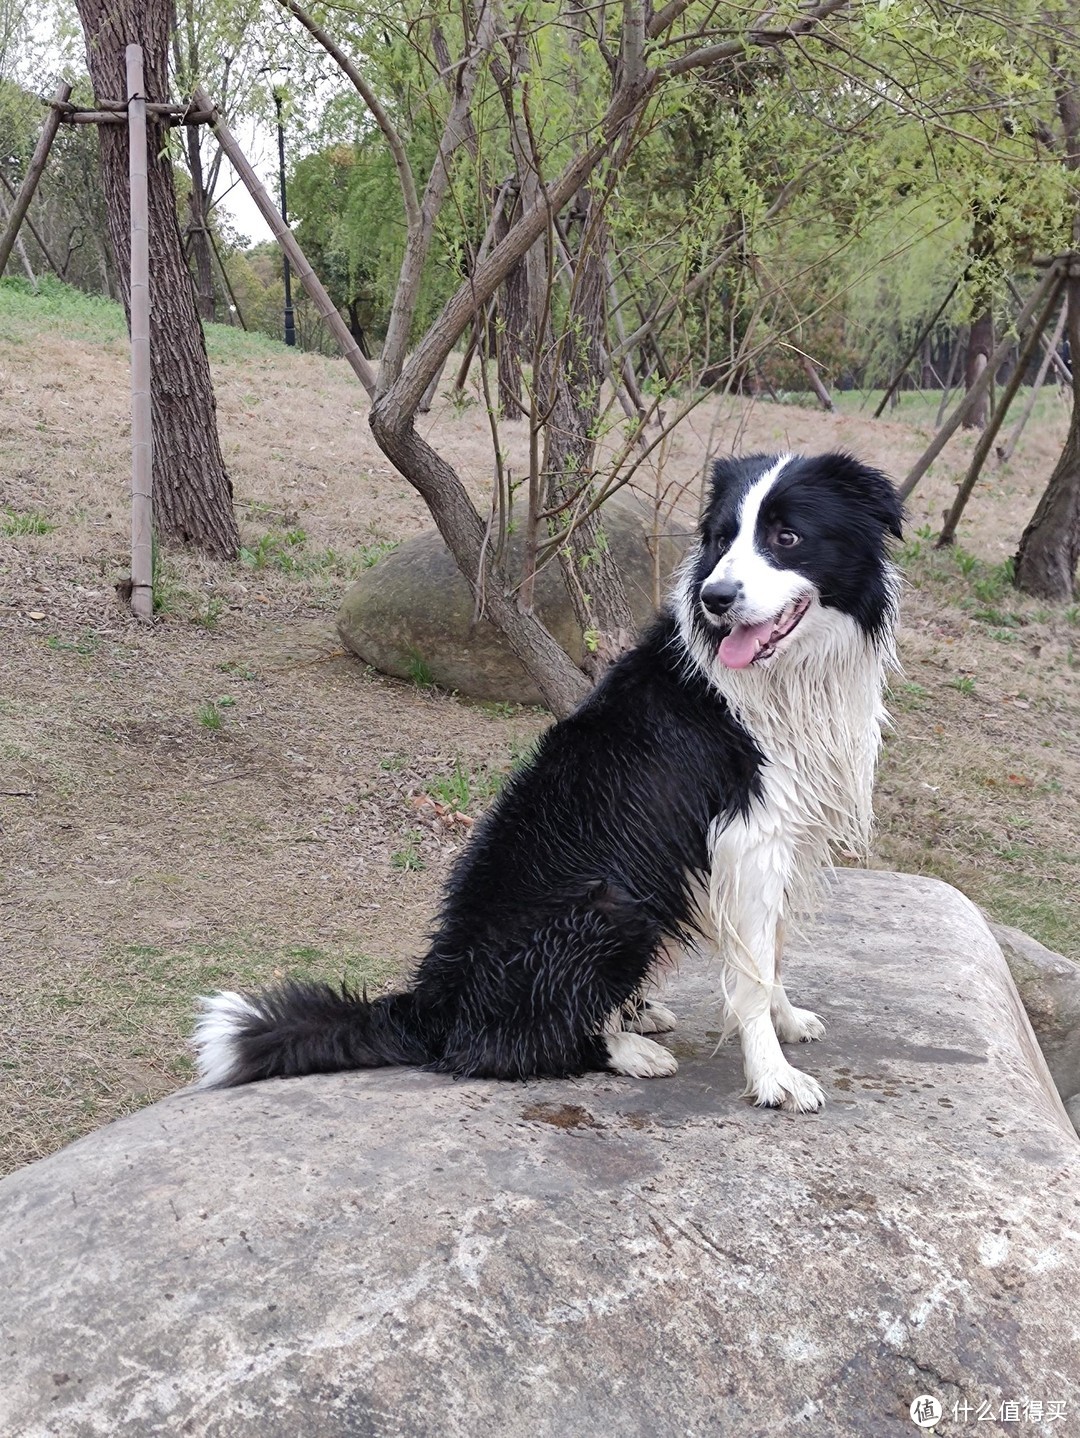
[74,0,239,559]
[963,308,994,429]
[368,415,591,718]
[541,197,635,678]
[494,184,529,420]
[1014,268,1080,600]
[184,124,216,323]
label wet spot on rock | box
[520,1102,599,1130]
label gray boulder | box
[337,495,691,703]
[2,871,1079,1438]
[989,920,1080,1113]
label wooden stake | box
[997,298,1068,465]
[208,227,248,330]
[937,274,1064,546]
[194,86,377,397]
[0,173,61,276]
[453,322,480,393]
[898,266,1060,502]
[1007,276,1072,385]
[127,46,153,622]
[935,329,964,429]
[0,83,72,279]
[800,354,835,411]
[0,190,39,289]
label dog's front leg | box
[770,920,826,1044]
[710,823,825,1114]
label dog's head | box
[682,452,903,671]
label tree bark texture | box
[367,416,591,718]
[541,199,635,678]
[1014,61,1080,599]
[74,0,239,559]
[495,186,529,420]
[963,309,993,429]
[184,125,216,323]
[1014,269,1080,600]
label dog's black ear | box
[864,465,904,541]
[826,452,904,540]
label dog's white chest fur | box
[708,612,890,909]
[686,616,893,1112]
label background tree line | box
[2,0,1078,708]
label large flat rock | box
[2,871,1078,1437]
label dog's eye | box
[775,529,800,549]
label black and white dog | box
[195,452,902,1113]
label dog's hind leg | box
[605,1030,678,1077]
[710,824,825,1113]
[770,921,826,1044]
[433,888,676,1080]
[617,991,678,1035]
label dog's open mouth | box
[717,595,812,670]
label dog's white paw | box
[746,1061,825,1113]
[773,1005,826,1045]
[606,1032,679,1079]
[628,1000,678,1035]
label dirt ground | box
[2,284,1078,1176]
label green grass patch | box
[424,760,503,812]
[391,835,426,871]
[239,527,399,579]
[405,649,436,689]
[0,275,127,342]
[197,701,223,731]
[2,509,55,537]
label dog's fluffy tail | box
[193,984,430,1088]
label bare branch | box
[275,0,420,235]
[621,0,646,84]
[377,72,656,429]
[646,0,694,41]
[663,0,850,78]
[379,0,499,389]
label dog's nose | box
[700,579,742,615]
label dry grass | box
[1,277,1077,1176]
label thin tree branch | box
[275,0,420,235]
[663,0,850,78]
[378,0,498,389]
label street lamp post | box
[273,88,295,347]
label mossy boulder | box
[337,495,691,704]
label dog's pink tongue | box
[718,620,774,669]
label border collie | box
[195,452,901,1113]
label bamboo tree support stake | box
[1007,276,1072,385]
[998,298,1068,466]
[0,191,39,289]
[937,273,1064,548]
[899,266,1061,502]
[800,354,834,411]
[208,227,248,330]
[127,47,153,622]
[193,86,377,398]
[0,82,72,279]
[0,173,61,275]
